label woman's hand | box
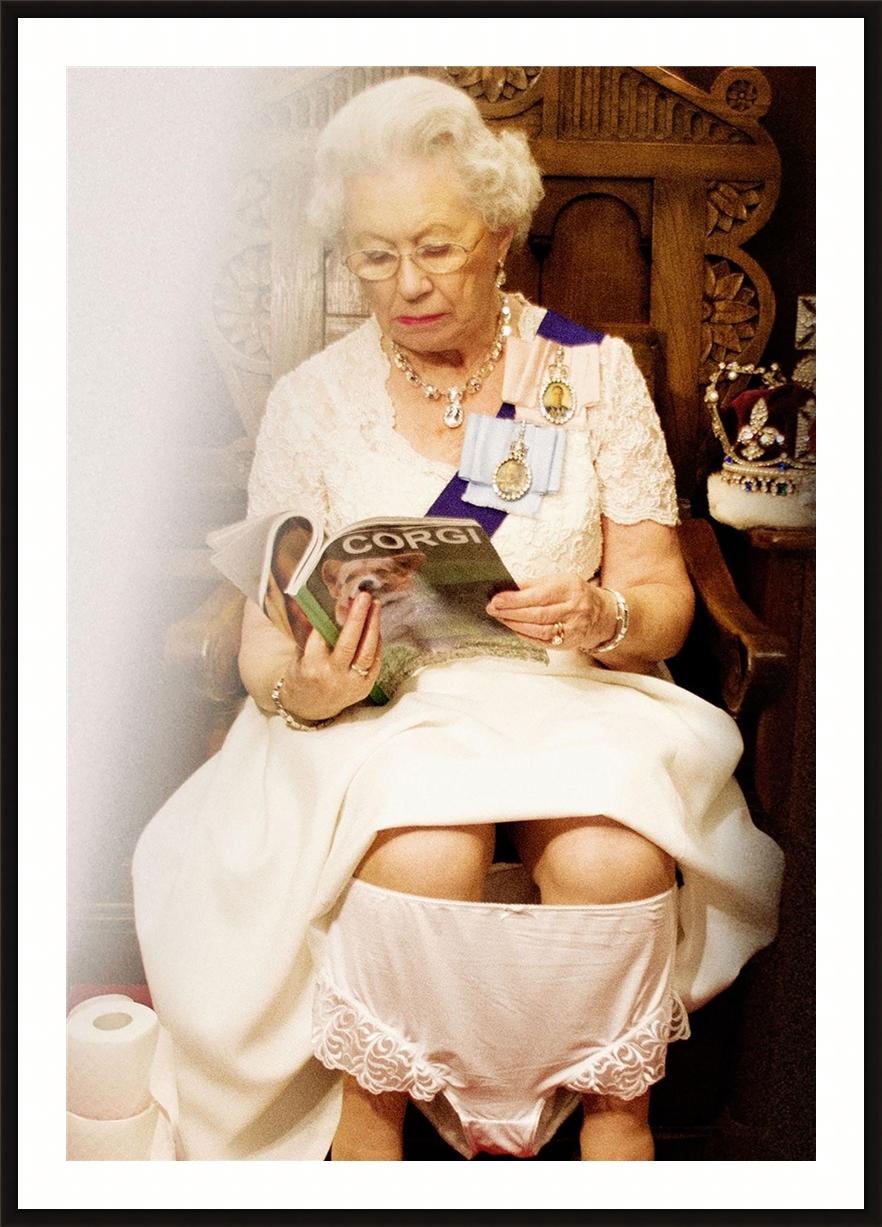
[484,523,696,669]
[486,574,617,653]
[279,591,383,721]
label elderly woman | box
[133,76,783,1163]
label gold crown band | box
[716,467,813,495]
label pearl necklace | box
[389,295,512,428]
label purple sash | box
[425,309,604,535]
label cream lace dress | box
[132,303,784,1160]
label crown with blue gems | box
[704,360,815,496]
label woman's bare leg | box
[579,1091,654,1161]
[331,822,496,1161]
[511,815,675,1160]
[331,1075,408,1161]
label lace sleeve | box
[593,337,679,526]
[246,367,330,520]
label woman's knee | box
[354,823,496,901]
[513,816,675,905]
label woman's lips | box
[395,312,446,326]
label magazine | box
[207,512,548,703]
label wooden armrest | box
[164,580,247,705]
[677,518,788,719]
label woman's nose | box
[395,253,432,299]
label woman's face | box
[342,153,513,357]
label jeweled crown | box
[704,361,816,495]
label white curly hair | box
[307,75,544,247]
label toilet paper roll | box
[67,1102,158,1161]
[67,995,159,1120]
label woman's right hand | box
[278,591,383,721]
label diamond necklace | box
[389,295,512,429]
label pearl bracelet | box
[271,675,335,731]
[591,589,630,655]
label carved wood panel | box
[557,67,752,144]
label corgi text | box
[341,525,484,555]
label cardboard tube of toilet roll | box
[66,995,159,1120]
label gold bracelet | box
[270,675,335,731]
[591,589,630,655]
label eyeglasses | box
[343,232,487,282]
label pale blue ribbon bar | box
[458,415,566,516]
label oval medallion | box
[539,378,576,425]
[492,457,533,501]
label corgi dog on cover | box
[321,551,451,651]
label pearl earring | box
[495,261,507,289]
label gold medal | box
[492,422,532,501]
[539,346,576,425]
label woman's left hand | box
[486,573,618,652]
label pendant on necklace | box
[389,294,510,430]
[492,422,532,501]
[444,388,464,429]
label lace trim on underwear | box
[312,976,688,1104]
[565,992,691,1101]
[311,974,449,1101]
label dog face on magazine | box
[322,550,475,653]
[321,549,512,654]
[321,552,428,628]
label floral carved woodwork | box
[725,79,759,113]
[697,70,778,387]
[706,182,763,236]
[701,259,760,373]
[446,66,541,102]
[711,67,772,120]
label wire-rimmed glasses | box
[344,232,487,281]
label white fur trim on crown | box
[707,471,815,530]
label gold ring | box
[551,621,565,646]
[350,663,371,677]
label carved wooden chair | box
[167,66,791,1158]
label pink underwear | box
[309,867,689,1158]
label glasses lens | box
[345,250,399,281]
[414,243,469,274]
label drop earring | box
[495,260,507,289]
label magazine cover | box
[292,518,547,701]
[208,513,548,703]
